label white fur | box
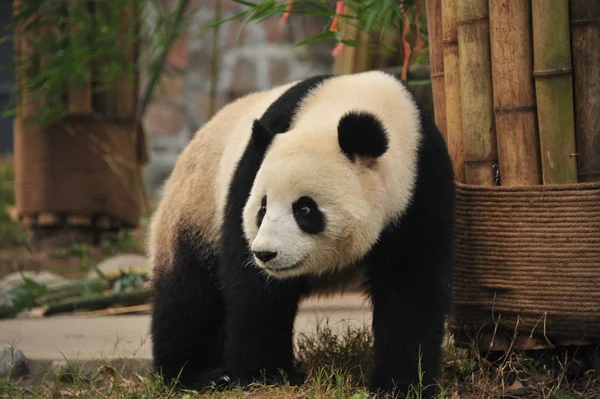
[243,71,422,279]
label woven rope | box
[450,181,600,341]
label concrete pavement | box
[0,293,373,363]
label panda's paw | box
[178,368,232,392]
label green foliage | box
[205,0,427,53]
[1,0,191,128]
[0,159,27,248]
[0,274,49,318]
[112,271,145,294]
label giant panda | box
[148,70,455,398]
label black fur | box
[150,229,226,388]
[338,111,390,162]
[256,195,267,227]
[292,196,326,235]
[151,74,455,399]
[250,119,275,153]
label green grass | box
[1,319,598,399]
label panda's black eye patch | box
[257,195,267,227]
[293,196,325,235]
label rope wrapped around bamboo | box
[450,181,600,343]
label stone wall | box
[142,0,334,197]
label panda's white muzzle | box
[250,205,312,275]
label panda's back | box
[148,81,299,270]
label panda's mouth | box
[262,258,306,274]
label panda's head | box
[242,111,391,279]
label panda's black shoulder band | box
[251,119,276,152]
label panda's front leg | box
[218,266,307,388]
[368,282,447,398]
[367,242,451,398]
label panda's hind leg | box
[150,230,225,389]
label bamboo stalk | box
[569,1,600,183]
[333,16,358,74]
[43,288,154,317]
[456,0,497,186]
[67,0,93,114]
[489,0,540,186]
[425,0,447,142]
[531,0,578,184]
[353,30,373,72]
[441,0,464,182]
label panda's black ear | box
[251,119,276,152]
[338,111,389,162]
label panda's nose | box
[253,250,277,263]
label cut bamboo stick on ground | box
[456,0,497,186]
[569,1,600,183]
[489,0,540,186]
[84,304,151,317]
[425,0,447,142]
[441,0,465,183]
[531,0,579,185]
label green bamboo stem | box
[531,0,578,185]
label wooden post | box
[489,0,541,186]
[570,1,600,183]
[425,0,447,141]
[456,0,497,186]
[441,0,465,182]
[531,0,578,184]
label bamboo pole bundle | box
[456,0,497,186]
[570,1,600,183]
[489,0,540,186]
[441,0,464,182]
[425,0,447,141]
[531,0,578,184]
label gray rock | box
[0,271,69,291]
[86,254,151,278]
[0,347,29,379]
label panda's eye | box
[257,196,267,227]
[292,196,325,235]
[297,205,311,216]
[259,196,267,213]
